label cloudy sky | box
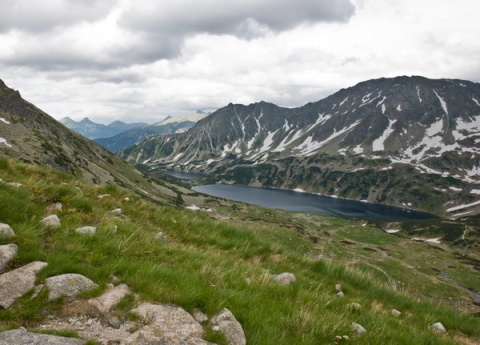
[1,0,479,124]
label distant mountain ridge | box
[121,76,480,216]
[94,112,208,152]
[60,117,148,139]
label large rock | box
[88,284,130,314]
[0,261,47,308]
[41,215,61,228]
[210,308,246,345]
[0,243,18,272]
[45,273,98,301]
[0,328,85,345]
[126,302,211,345]
[272,272,296,285]
[0,223,15,238]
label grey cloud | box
[121,0,355,36]
[0,0,116,33]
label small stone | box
[6,182,22,188]
[245,277,251,284]
[210,308,246,345]
[110,275,120,284]
[124,197,130,201]
[111,208,122,215]
[155,231,168,242]
[212,326,220,332]
[391,309,401,317]
[272,272,296,285]
[75,226,97,235]
[193,309,208,323]
[46,202,62,214]
[41,215,61,228]
[31,284,44,299]
[0,243,18,272]
[347,302,361,311]
[342,335,350,340]
[352,322,367,335]
[429,322,447,334]
[337,291,345,298]
[335,284,342,293]
[108,317,122,329]
[335,335,342,340]
[0,223,15,238]
[98,194,110,199]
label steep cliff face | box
[121,76,480,215]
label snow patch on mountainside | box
[433,90,448,114]
[416,86,422,103]
[372,119,397,151]
[0,137,12,147]
[273,129,303,152]
[0,117,10,124]
[297,121,360,156]
[453,115,480,140]
[353,145,363,154]
[305,113,332,132]
[447,200,480,212]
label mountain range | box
[60,116,148,140]
[121,76,480,217]
[94,112,208,152]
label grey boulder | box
[45,273,98,301]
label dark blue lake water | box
[192,184,437,221]
[163,170,206,180]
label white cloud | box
[0,0,479,124]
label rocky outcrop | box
[88,284,130,314]
[0,243,18,272]
[126,302,211,345]
[0,328,85,345]
[45,273,98,301]
[0,261,47,308]
[210,308,246,345]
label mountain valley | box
[122,76,480,217]
[1,77,480,344]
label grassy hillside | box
[0,157,479,344]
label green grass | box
[0,159,479,344]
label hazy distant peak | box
[156,113,208,126]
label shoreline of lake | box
[192,183,437,221]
